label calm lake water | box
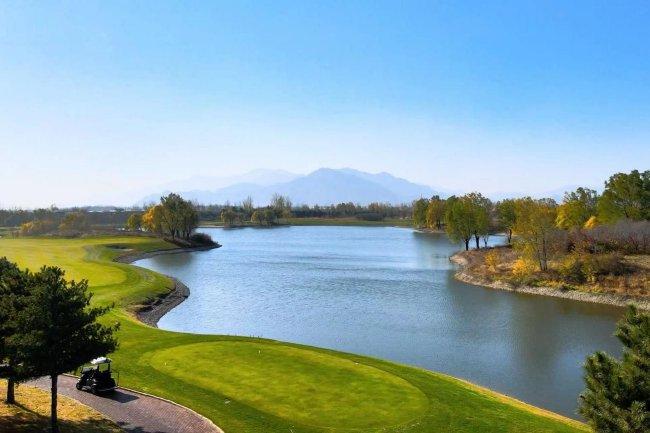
[136,226,623,418]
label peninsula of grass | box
[0,236,590,433]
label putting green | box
[149,341,428,428]
[0,236,590,433]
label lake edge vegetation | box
[413,170,648,298]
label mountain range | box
[141,168,437,206]
[140,168,593,207]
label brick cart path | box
[29,376,223,433]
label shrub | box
[559,252,627,284]
[585,219,650,254]
[19,219,57,236]
[559,254,587,283]
[484,250,500,272]
[188,232,216,246]
[512,257,537,278]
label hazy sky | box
[1,1,649,207]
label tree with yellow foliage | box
[514,198,558,271]
[556,187,598,229]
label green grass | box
[0,236,590,433]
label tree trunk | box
[475,235,480,249]
[464,239,470,251]
[6,377,15,404]
[51,374,59,433]
[507,229,512,244]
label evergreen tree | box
[13,266,119,433]
[0,258,30,403]
[579,305,649,433]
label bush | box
[559,252,627,284]
[188,232,216,246]
[19,219,57,236]
[512,257,537,281]
[559,254,587,283]
[584,219,650,254]
[484,250,500,272]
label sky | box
[1,1,649,207]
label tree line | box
[217,193,414,226]
[413,170,649,268]
[0,260,118,433]
[1,196,415,235]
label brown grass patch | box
[0,380,122,433]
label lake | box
[136,226,623,418]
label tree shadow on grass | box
[0,410,122,433]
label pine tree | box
[13,266,119,433]
[578,305,649,433]
[0,257,31,404]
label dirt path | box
[28,376,223,433]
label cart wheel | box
[90,386,97,395]
[75,382,82,390]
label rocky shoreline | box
[450,252,650,310]
[116,244,220,327]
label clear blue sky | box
[1,1,649,207]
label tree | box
[221,208,236,226]
[126,213,142,231]
[412,198,429,228]
[58,212,88,232]
[270,194,292,215]
[160,193,185,239]
[597,170,650,223]
[251,210,263,225]
[144,194,198,240]
[467,192,491,249]
[263,208,277,225]
[513,198,558,271]
[445,196,474,251]
[425,196,446,230]
[496,199,517,244]
[556,187,599,229]
[142,205,164,236]
[12,266,118,433]
[178,202,199,239]
[241,196,254,218]
[0,258,30,403]
[579,305,649,433]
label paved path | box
[29,376,223,433]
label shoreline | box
[115,244,220,327]
[450,252,650,310]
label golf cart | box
[76,357,118,394]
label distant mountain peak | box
[140,167,439,206]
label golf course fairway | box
[0,236,590,433]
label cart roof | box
[90,357,111,365]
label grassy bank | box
[0,236,589,433]
[0,380,121,433]
[201,217,413,228]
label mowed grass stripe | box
[0,236,590,433]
